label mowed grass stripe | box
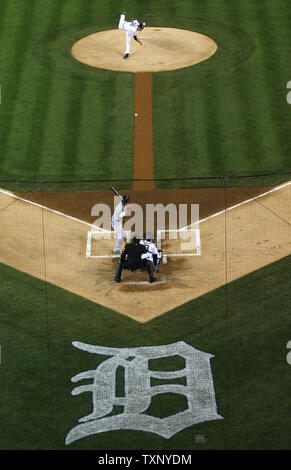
[154,86,199,179]
[73,75,134,180]
[39,73,134,180]
[248,1,289,167]
[61,0,85,178]
[38,1,134,181]
[0,1,37,174]
[186,0,225,177]
[22,1,66,176]
[38,0,86,178]
[38,0,104,178]
[36,73,72,177]
[176,1,215,178]
[189,86,214,176]
[212,2,259,174]
[0,0,9,43]
[255,1,291,167]
[0,1,65,177]
[199,77,226,176]
[153,75,202,179]
[233,2,286,170]
[68,80,105,178]
[200,1,246,175]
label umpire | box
[114,236,156,283]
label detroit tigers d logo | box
[65,341,223,444]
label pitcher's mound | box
[71,27,218,72]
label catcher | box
[114,236,156,283]
[140,235,163,272]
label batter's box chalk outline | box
[157,229,201,263]
[86,230,132,259]
[121,276,166,286]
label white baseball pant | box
[118,13,132,54]
[112,221,124,252]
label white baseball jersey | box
[118,14,140,54]
[123,21,139,35]
[112,202,126,228]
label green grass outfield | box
[1,256,290,450]
[0,0,290,185]
[0,0,291,451]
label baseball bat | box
[110,186,123,200]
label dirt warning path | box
[133,73,154,190]
[0,184,290,322]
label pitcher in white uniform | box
[118,12,145,58]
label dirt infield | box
[0,184,290,322]
[71,28,217,73]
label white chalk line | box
[86,230,133,258]
[181,180,291,231]
[0,187,110,233]
[1,181,290,260]
[121,277,166,286]
[156,228,201,260]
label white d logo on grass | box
[65,341,223,444]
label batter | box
[111,195,130,253]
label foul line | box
[181,180,291,231]
[0,181,290,248]
[0,188,110,233]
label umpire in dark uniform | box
[114,236,156,283]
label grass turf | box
[0,0,134,183]
[0,255,290,450]
[0,0,290,452]
[153,0,291,182]
[0,0,290,189]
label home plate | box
[123,277,167,285]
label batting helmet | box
[122,195,130,204]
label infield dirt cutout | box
[71,27,218,73]
[0,184,290,322]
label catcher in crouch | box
[114,236,156,284]
[140,235,163,272]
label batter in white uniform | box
[118,12,145,58]
[112,195,130,253]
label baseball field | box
[0,0,291,452]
